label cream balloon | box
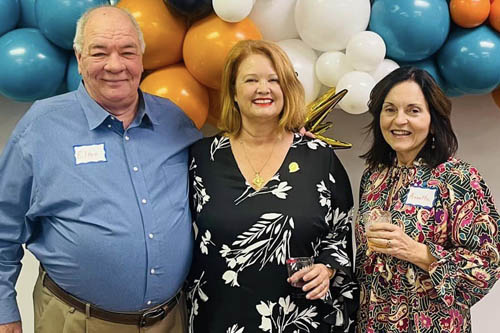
[249,0,299,41]
[213,0,254,23]
[336,71,375,114]
[369,59,400,84]
[315,51,354,87]
[277,39,321,104]
[346,31,386,72]
[295,0,371,51]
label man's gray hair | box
[73,5,146,54]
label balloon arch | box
[1,0,500,128]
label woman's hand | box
[288,264,334,300]
[367,222,437,271]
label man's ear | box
[74,50,82,75]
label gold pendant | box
[252,173,264,189]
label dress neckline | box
[227,133,300,192]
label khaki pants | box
[33,272,187,333]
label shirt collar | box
[76,82,159,130]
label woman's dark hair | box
[361,66,458,169]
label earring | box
[431,136,436,150]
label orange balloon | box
[492,86,500,109]
[206,88,222,127]
[140,63,209,129]
[183,14,262,90]
[450,0,491,28]
[489,0,500,32]
[117,0,187,70]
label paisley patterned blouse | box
[355,157,500,333]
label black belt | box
[40,267,180,327]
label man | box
[0,6,201,333]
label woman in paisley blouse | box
[186,40,358,332]
[355,66,500,333]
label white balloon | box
[336,71,375,114]
[315,51,354,87]
[346,31,386,72]
[277,39,321,104]
[213,0,254,23]
[249,0,299,41]
[369,59,400,84]
[295,0,371,51]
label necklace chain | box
[240,137,277,190]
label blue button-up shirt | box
[0,84,202,323]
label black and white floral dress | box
[187,134,358,333]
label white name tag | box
[405,186,436,208]
[74,144,107,165]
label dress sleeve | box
[358,168,372,204]
[188,143,205,240]
[427,161,500,309]
[188,146,197,220]
[314,149,359,332]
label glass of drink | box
[364,208,391,250]
[286,256,313,298]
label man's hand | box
[0,321,22,333]
[299,127,316,139]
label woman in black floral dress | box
[355,67,500,333]
[186,40,358,333]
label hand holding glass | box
[286,256,313,297]
[364,209,391,249]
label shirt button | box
[149,233,154,239]
[147,300,152,305]
[111,116,115,120]
[142,199,147,204]
[125,136,130,141]
[107,124,111,128]
[133,166,139,172]
[150,268,155,274]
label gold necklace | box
[240,137,278,189]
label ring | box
[386,240,391,248]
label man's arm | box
[0,126,33,326]
[0,321,22,333]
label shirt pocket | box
[161,162,189,216]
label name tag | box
[74,144,107,165]
[405,186,436,208]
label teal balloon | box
[0,28,68,102]
[369,0,450,61]
[56,81,69,95]
[0,0,20,36]
[67,55,82,91]
[18,0,37,28]
[442,81,465,98]
[400,58,445,91]
[36,0,108,50]
[437,25,500,95]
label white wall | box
[1,93,499,332]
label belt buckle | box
[139,307,166,327]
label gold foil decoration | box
[304,88,352,149]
